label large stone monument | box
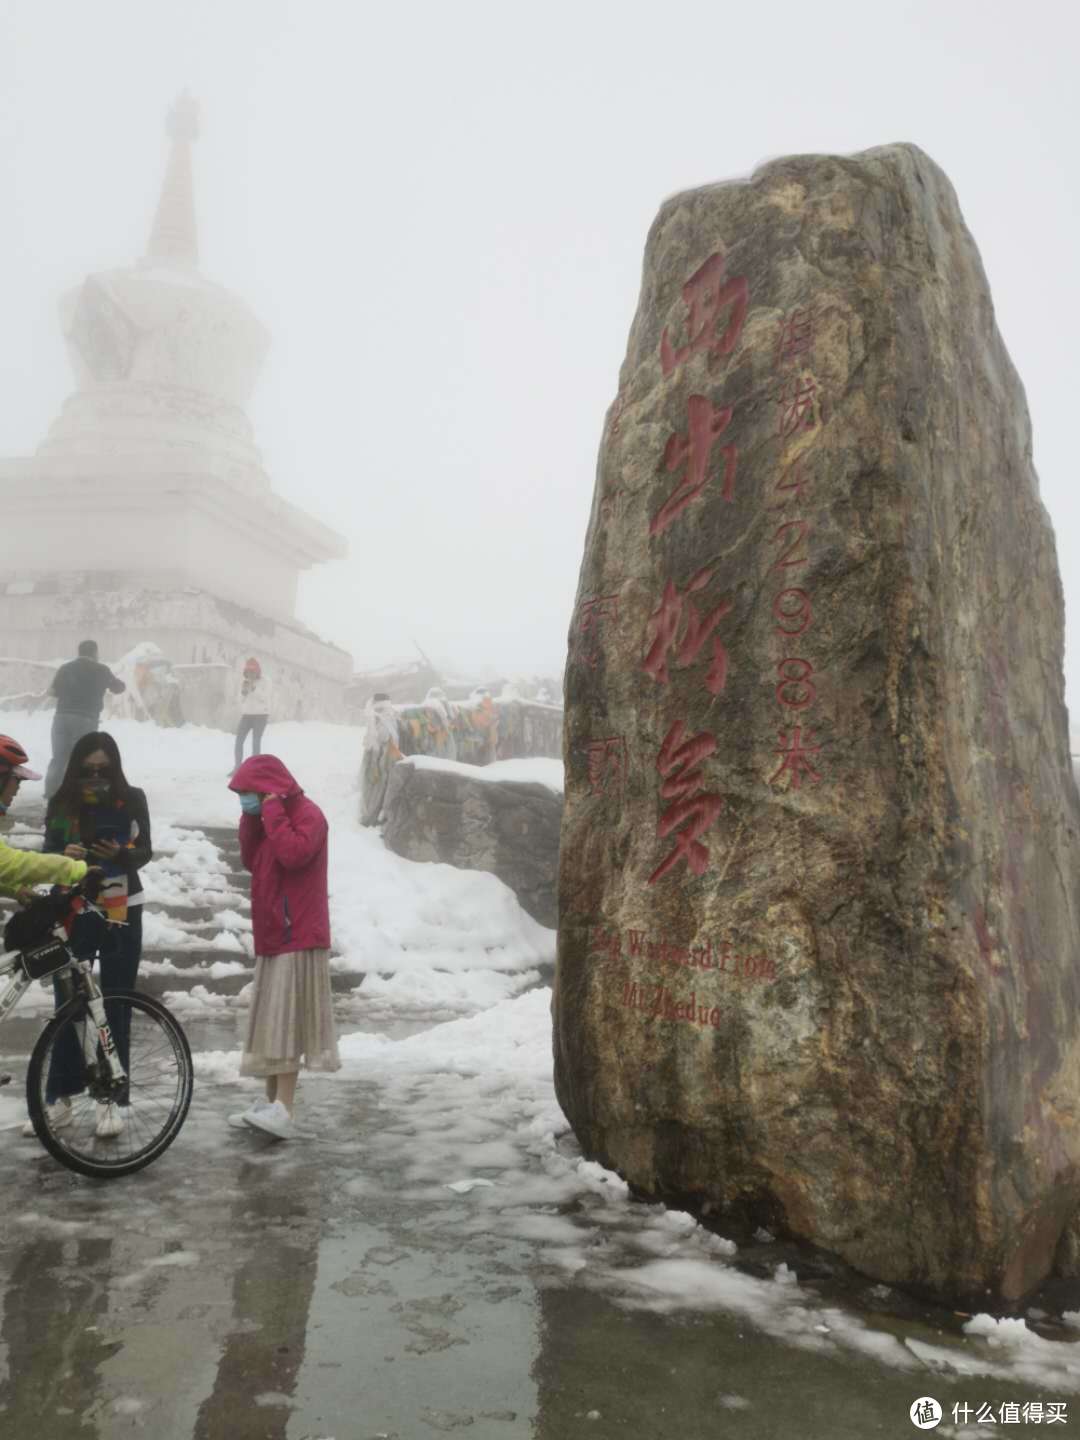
[0,94,350,724]
[553,143,1080,1305]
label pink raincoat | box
[229,755,331,956]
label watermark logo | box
[910,1397,942,1429]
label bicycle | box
[0,878,193,1178]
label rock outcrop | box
[384,759,561,927]
[553,143,1080,1305]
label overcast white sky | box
[3,1,1079,703]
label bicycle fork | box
[78,967,127,1087]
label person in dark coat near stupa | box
[45,640,126,797]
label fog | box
[3,1,1078,699]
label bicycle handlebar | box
[4,871,107,954]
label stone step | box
[144,903,250,926]
[135,965,363,998]
[141,944,250,968]
[158,867,250,889]
[140,968,253,998]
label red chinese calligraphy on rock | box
[585,736,629,795]
[769,456,811,509]
[648,719,724,884]
[772,520,810,570]
[660,253,749,378]
[774,657,816,709]
[770,726,822,790]
[774,307,815,370]
[642,565,732,696]
[776,376,819,438]
[651,394,737,537]
[773,588,813,638]
[577,594,620,668]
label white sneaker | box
[243,1099,293,1140]
[95,1102,124,1138]
[22,1098,72,1137]
[227,1098,271,1130]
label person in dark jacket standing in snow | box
[227,753,339,1139]
[45,640,126,797]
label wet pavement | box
[5,1062,1080,1440]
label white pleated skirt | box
[240,947,341,1077]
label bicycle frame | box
[0,938,127,1089]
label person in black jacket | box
[45,640,126,798]
[22,730,153,1140]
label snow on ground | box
[9,709,377,834]
[403,755,564,792]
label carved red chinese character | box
[648,719,724,884]
[577,594,620,668]
[651,394,737,537]
[774,307,815,370]
[660,253,749,378]
[585,736,629,795]
[642,564,732,695]
[776,376,819,437]
[769,726,822,790]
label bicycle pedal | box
[0,1072,11,1087]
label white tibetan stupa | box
[0,94,350,724]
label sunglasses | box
[80,765,112,778]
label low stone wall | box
[383,759,562,927]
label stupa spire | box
[145,91,200,268]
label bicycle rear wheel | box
[25,989,193,1178]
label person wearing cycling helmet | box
[0,735,90,896]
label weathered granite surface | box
[383,760,561,927]
[553,142,1080,1305]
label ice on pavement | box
[7,707,1080,1396]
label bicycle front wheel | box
[26,989,194,1179]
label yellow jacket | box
[0,836,87,898]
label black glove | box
[83,866,106,903]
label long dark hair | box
[48,731,132,821]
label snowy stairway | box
[136,823,256,1007]
[141,824,360,1005]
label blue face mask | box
[238,792,262,816]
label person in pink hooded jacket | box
[227,753,340,1138]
